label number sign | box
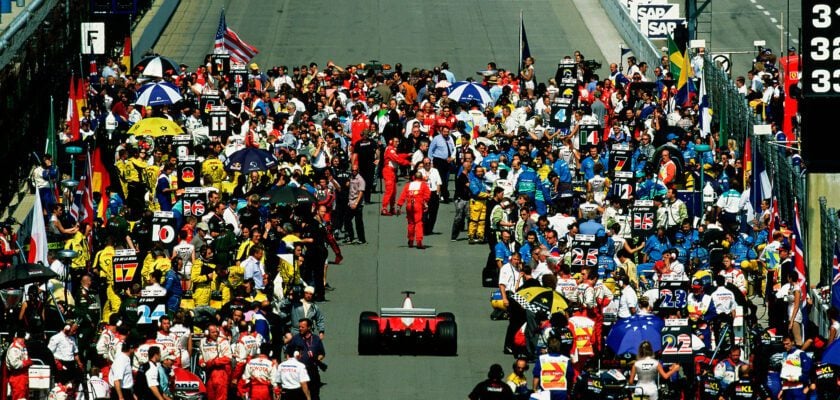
[804,2,840,96]
[151,211,176,245]
[802,1,840,172]
[112,249,138,289]
[661,318,693,363]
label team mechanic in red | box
[4,331,33,400]
[198,324,232,400]
[240,344,275,400]
[396,171,432,249]
[381,136,412,216]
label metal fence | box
[819,198,839,287]
[702,54,807,224]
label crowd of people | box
[0,28,828,400]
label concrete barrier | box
[133,0,181,57]
[599,0,661,80]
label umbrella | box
[606,313,664,356]
[223,148,278,173]
[135,82,183,106]
[822,338,840,365]
[134,56,180,78]
[511,287,568,316]
[260,185,316,206]
[447,81,494,106]
[127,117,184,137]
[0,263,58,289]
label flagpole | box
[518,10,523,74]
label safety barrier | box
[599,0,660,80]
[819,198,839,287]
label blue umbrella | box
[446,81,493,106]
[223,148,278,173]
[135,81,183,106]
[821,338,840,365]
[606,314,664,356]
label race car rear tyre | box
[358,320,379,355]
[359,311,377,321]
[437,312,455,322]
[437,321,457,356]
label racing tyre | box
[437,321,457,356]
[437,312,455,322]
[359,311,377,321]
[358,320,379,355]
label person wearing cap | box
[278,284,326,339]
[4,330,33,400]
[469,363,514,400]
[687,278,715,339]
[531,336,575,400]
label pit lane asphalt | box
[153,1,608,397]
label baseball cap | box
[691,279,703,288]
[303,286,315,294]
[196,222,209,232]
[666,133,678,141]
[250,63,259,70]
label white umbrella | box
[135,82,183,106]
[447,81,494,106]
[134,56,179,78]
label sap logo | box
[644,19,683,39]
[637,5,677,21]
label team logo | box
[181,167,195,183]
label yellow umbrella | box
[514,286,569,315]
[127,117,184,137]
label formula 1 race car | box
[358,291,457,356]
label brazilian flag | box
[668,24,694,107]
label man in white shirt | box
[242,246,267,291]
[617,275,638,319]
[109,342,135,400]
[411,139,429,167]
[274,350,311,399]
[222,199,241,236]
[145,346,169,400]
[420,157,443,236]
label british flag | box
[633,212,654,230]
[572,247,599,266]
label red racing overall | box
[397,177,431,247]
[382,140,412,215]
[5,338,32,400]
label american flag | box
[214,10,259,64]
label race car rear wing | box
[380,307,437,318]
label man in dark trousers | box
[353,131,378,204]
[287,318,326,400]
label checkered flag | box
[510,291,546,317]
